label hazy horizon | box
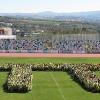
[1,10,100,14]
[0,0,100,13]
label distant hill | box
[0,10,100,21]
[34,11,59,16]
[0,10,100,16]
[35,10,100,17]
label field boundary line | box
[50,72,65,100]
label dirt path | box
[0,53,100,57]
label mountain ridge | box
[1,10,100,21]
[0,10,100,16]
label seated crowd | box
[0,39,100,53]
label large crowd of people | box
[0,63,100,71]
[0,63,100,92]
[6,65,33,92]
[67,63,100,92]
[0,39,100,53]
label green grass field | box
[0,57,100,64]
[0,57,100,100]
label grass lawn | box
[0,72,100,100]
[0,57,100,100]
[0,57,100,64]
[95,71,100,76]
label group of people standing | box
[0,63,100,92]
[7,65,33,92]
[67,63,100,92]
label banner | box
[37,50,43,53]
[27,50,37,53]
[8,50,18,53]
[0,50,6,53]
[60,50,71,53]
[51,50,58,53]
[72,50,86,54]
[77,50,85,53]
[21,50,28,53]
[43,50,52,53]
[73,50,77,53]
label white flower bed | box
[7,65,33,92]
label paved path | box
[0,53,100,57]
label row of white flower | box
[7,65,33,92]
[67,64,100,92]
[0,63,100,93]
[0,63,100,71]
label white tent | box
[0,35,16,39]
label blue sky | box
[0,0,100,13]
